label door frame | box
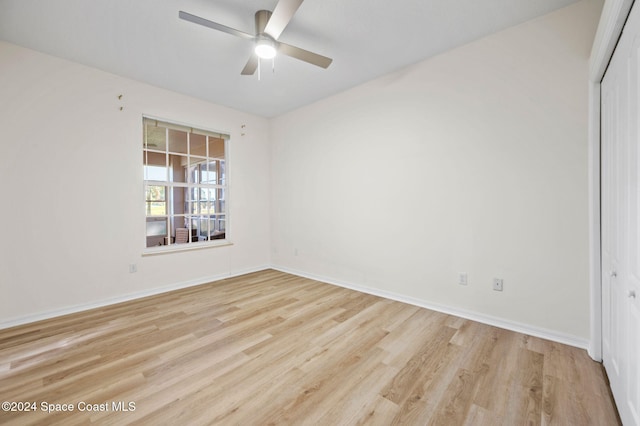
[588,0,634,361]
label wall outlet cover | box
[493,278,503,291]
[458,272,468,285]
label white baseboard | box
[271,265,590,350]
[1,263,590,351]
[0,265,270,330]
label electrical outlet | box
[129,264,137,273]
[458,272,468,286]
[493,278,503,291]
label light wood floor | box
[0,270,620,425]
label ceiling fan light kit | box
[179,0,332,76]
[255,36,277,60]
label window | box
[143,117,229,248]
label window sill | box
[142,239,233,256]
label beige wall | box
[0,0,604,346]
[0,41,271,325]
[270,0,602,344]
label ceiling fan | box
[179,0,333,75]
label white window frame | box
[142,116,231,254]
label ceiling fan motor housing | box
[254,10,277,59]
[255,10,272,36]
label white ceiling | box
[0,0,579,117]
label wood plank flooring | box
[0,270,620,425]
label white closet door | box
[601,49,625,402]
[601,2,640,424]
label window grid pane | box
[144,118,228,248]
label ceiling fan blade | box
[179,11,254,40]
[278,42,333,69]
[241,55,259,75]
[264,0,304,39]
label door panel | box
[602,66,624,383]
[601,2,640,424]
[625,29,640,426]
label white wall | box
[0,41,271,326]
[270,0,602,343]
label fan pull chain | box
[258,58,261,81]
